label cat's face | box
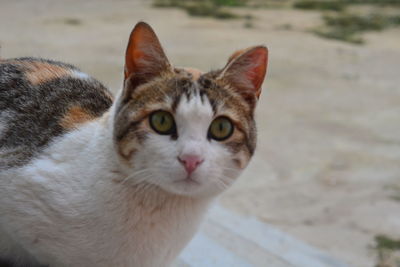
[113,22,268,197]
[115,69,256,197]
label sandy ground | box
[1,0,400,266]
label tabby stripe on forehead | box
[168,77,197,112]
[206,97,218,115]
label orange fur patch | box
[183,67,203,81]
[22,61,72,85]
[60,106,95,129]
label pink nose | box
[178,155,204,175]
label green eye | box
[149,110,176,135]
[208,116,234,141]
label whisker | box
[213,176,231,191]
[120,168,151,185]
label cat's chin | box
[173,176,201,186]
[157,178,221,198]
[161,182,205,198]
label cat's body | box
[0,23,268,266]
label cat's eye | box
[208,117,234,141]
[149,110,176,135]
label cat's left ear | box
[219,46,268,100]
[123,22,171,90]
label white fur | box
[0,90,243,266]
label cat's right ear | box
[123,22,171,96]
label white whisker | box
[120,168,151,185]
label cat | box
[0,22,268,267]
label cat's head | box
[113,22,268,198]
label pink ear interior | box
[246,47,268,97]
[223,46,268,98]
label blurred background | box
[1,0,399,266]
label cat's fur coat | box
[0,22,268,266]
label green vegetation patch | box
[185,3,239,19]
[314,12,400,44]
[376,235,400,251]
[153,0,400,41]
[294,0,345,11]
[153,0,245,19]
[324,13,391,31]
[314,27,364,44]
[63,18,82,26]
[374,235,400,267]
[213,0,247,7]
[294,0,400,9]
[349,0,400,5]
[293,0,400,43]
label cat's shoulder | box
[0,57,114,120]
[1,57,85,85]
[0,57,113,99]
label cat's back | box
[0,58,114,168]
